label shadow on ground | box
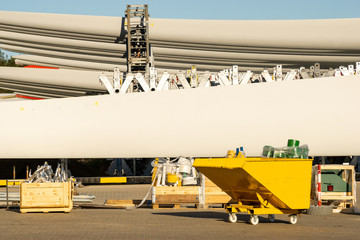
[152,211,290,224]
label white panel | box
[0,75,359,158]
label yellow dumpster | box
[193,155,312,225]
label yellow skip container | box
[193,155,313,225]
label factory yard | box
[0,184,359,240]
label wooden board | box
[154,186,199,195]
[105,199,135,207]
[155,194,199,204]
[204,177,232,204]
[20,182,73,213]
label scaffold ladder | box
[125,5,150,74]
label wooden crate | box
[313,165,357,212]
[20,182,73,213]
[152,186,199,206]
[151,176,231,208]
[203,177,232,205]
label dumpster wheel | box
[268,214,275,223]
[228,213,237,223]
[289,214,298,224]
[250,215,259,225]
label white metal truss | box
[135,73,150,92]
[99,61,360,95]
[217,71,231,86]
[240,70,253,85]
[176,73,191,89]
[120,75,135,94]
[156,72,170,91]
[283,70,297,81]
[261,69,273,82]
[99,75,115,95]
[198,71,211,88]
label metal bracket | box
[113,67,121,93]
[309,65,315,78]
[274,65,282,81]
[340,66,350,76]
[149,66,157,91]
[314,63,321,78]
[232,65,239,85]
[190,65,198,88]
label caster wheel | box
[250,215,259,225]
[289,214,298,224]
[268,214,275,223]
[228,213,237,223]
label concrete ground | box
[0,183,358,240]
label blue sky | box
[1,0,360,20]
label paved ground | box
[0,183,358,240]
[77,184,152,205]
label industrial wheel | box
[268,214,275,223]
[228,213,237,223]
[289,214,298,224]
[250,215,259,225]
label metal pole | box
[13,165,15,180]
[317,164,322,206]
[6,180,9,210]
[133,159,136,176]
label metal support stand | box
[60,159,70,179]
[6,180,9,210]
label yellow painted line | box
[0,179,24,186]
[100,177,127,184]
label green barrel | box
[262,145,274,157]
[287,139,300,147]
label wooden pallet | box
[152,203,181,209]
[20,207,72,214]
